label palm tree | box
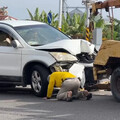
[27,8,58,28]
[27,8,39,21]
[62,13,86,39]
[90,14,105,29]
[114,18,120,40]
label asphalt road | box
[0,87,120,120]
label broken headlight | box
[50,52,77,61]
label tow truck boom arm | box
[93,0,120,10]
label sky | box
[0,0,120,20]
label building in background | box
[69,8,83,17]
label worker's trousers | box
[56,78,87,101]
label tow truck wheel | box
[30,65,49,97]
[111,67,120,102]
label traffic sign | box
[47,12,52,24]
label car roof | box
[0,20,45,27]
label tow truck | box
[91,0,120,102]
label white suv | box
[0,20,95,97]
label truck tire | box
[111,67,120,102]
[30,65,49,97]
[84,67,95,90]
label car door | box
[0,29,22,81]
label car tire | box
[30,65,50,97]
[111,67,120,102]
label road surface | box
[0,87,119,120]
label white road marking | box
[48,114,73,118]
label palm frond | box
[34,8,40,21]
[27,8,34,20]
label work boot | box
[86,93,92,100]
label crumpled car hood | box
[35,39,95,55]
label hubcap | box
[32,70,41,93]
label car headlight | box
[50,52,78,61]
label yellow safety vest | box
[47,72,76,98]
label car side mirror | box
[11,40,22,48]
[68,35,72,39]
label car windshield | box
[14,24,70,46]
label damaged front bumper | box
[50,61,85,88]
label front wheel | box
[30,65,50,97]
[111,67,120,102]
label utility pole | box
[82,0,90,42]
[85,2,90,42]
[58,0,67,30]
[82,0,97,42]
[62,0,67,18]
[62,0,65,14]
[58,0,63,31]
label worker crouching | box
[45,72,92,102]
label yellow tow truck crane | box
[92,0,120,102]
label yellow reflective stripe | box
[86,28,90,41]
[58,27,61,31]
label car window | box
[15,24,70,46]
[0,30,14,47]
